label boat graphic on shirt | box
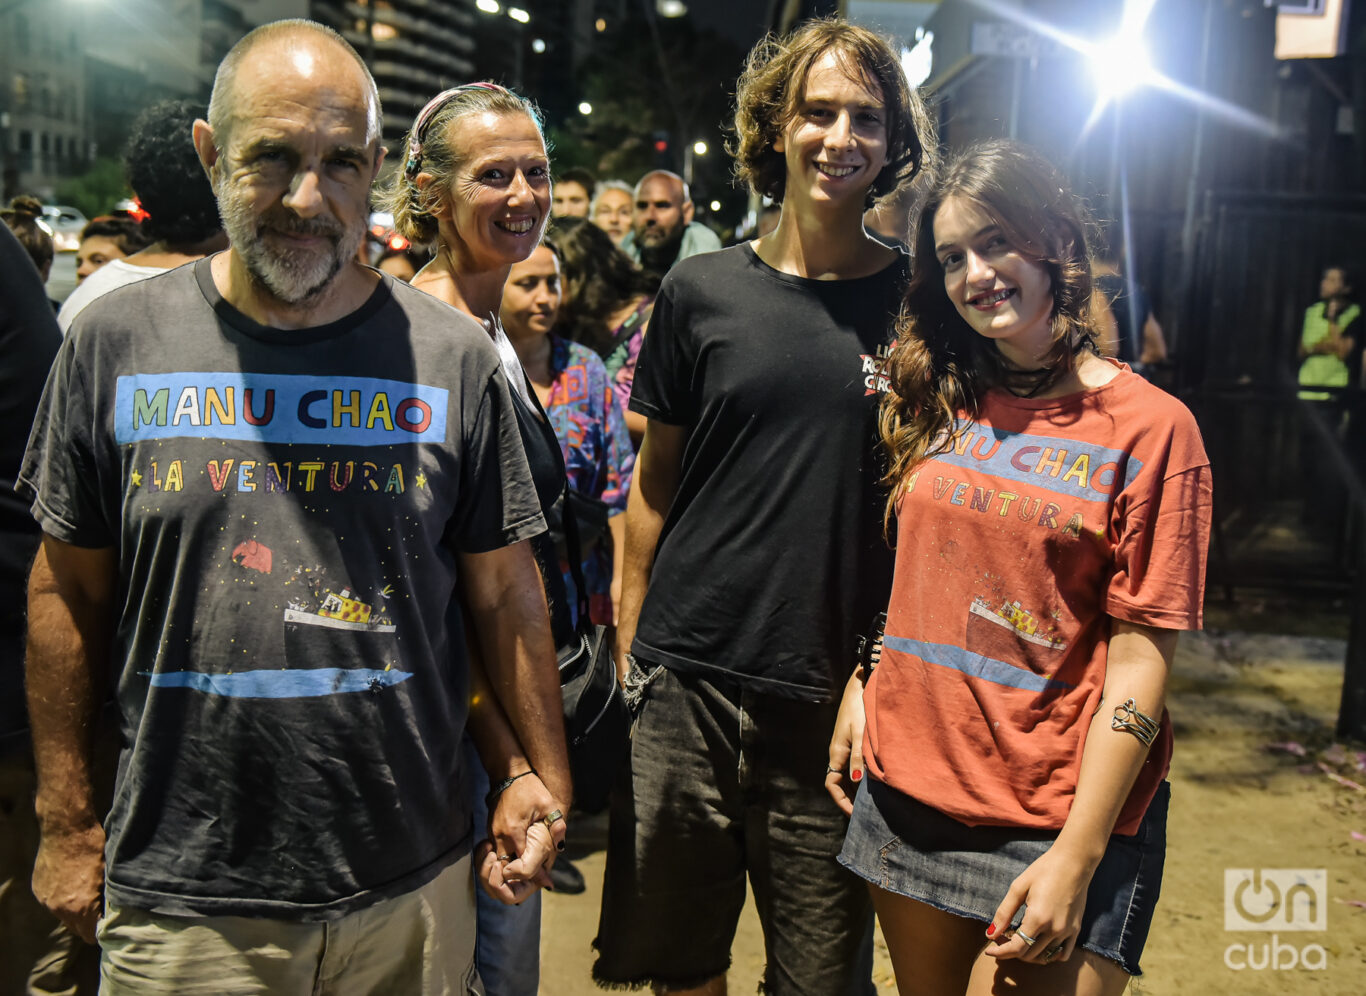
[284,587,396,634]
[967,595,1066,651]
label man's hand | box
[32,822,105,944]
[27,536,116,945]
[460,542,573,809]
[475,773,568,904]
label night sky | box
[678,0,775,49]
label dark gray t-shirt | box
[18,258,545,918]
[628,244,906,701]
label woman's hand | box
[476,772,567,904]
[983,840,1099,965]
[825,667,868,816]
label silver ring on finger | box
[826,765,843,775]
[1014,929,1037,947]
[1043,944,1064,962]
[540,809,564,832]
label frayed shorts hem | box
[591,956,730,993]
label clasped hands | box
[475,771,568,905]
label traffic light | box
[652,130,671,168]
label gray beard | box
[216,181,364,307]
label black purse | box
[555,479,631,814]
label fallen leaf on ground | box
[1265,741,1307,756]
[1317,762,1365,791]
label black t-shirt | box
[628,243,906,700]
[508,379,574,642]
[18,258,544,918]
[0,225,62,743]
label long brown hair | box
[729,17,935,209]
[879,140,1100,527]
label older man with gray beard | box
[19,18,569,994]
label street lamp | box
[475,0,499,13]
[508,7,530,24]
[692,140,707,156]
[578,102,593,116]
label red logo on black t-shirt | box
[860,341,896,395]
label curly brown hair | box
[879,140,1101,528]
[729,17,935,208]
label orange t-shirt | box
[864,364,1211,836]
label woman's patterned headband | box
[404,82,511,178]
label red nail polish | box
[851,769,863,782]
[986,923,996,937]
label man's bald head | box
[632,170,694,250]
[207,19,382,151]
[634,170,690,207]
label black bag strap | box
[600,298,652,359]
[559,478,593,629]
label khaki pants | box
[97,856,483,996]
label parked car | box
[41,204,88,252]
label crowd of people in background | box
[0,10,1246,996]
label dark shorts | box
[839,776,1169,976]
[592,663,874,995]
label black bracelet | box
[485,769,537,809]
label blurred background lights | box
[900,29,933,89]
[693,140,708,155]
[657,1,687,17]
[508,7,529,24]
[595,17,607,32]
[531,38,546,54]
[474,0,499,14]
[708,200,721,212]
[578,101,593,115]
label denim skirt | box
[839,776,1169,975]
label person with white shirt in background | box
[57,99,225,333]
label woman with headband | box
[386,82,568,996]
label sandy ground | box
[537,626,1366,995]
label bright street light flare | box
[1089,33,1155,101]
[657,1,687,17]
[508,7,529,24]
[578,102,593,116]
[709,200,721,212]
[693,141,708,156]
[475,0,499,13]
[531,38,546,54]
